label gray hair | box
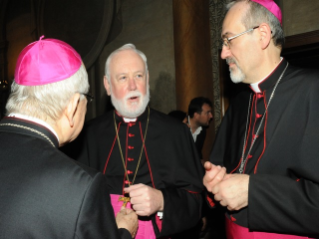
[6,63,89,122]
[227,0,284,48]
[104,43,148,82]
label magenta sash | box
[226,216,313,239]
[111,194,156,239]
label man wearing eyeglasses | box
[203,0,319,238]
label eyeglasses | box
[81,93,94,103]
[222,26,259,49]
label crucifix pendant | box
[118,196,130,207]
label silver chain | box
[239,62,289,174]
[0,122,55,147]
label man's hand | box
[212,173,249,211]
[116,207,138,238]
[203,162,227,192]
[124,184,164,216]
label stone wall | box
[209,0,227,131]
[278,0,319,36]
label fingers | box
[130,199,152,216]
[204,165,225,181]
[123,183,144,194]
[223,173,233,180]
[116,209,138,237]
[212,174,249,211]
[127,185,163,216]
[119,206,127,214]
[203,165,227,192]
[204,161,213,171]
[119,206,134,214]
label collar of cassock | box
[250,58,286,93]
[114,108,149,124]
[0,116,59,148]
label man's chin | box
[230,72,244,84]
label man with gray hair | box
[0,37,137,239]
[204,0,319,238]
[70,43,204,238]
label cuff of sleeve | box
[118,228,131,239]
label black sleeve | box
[248,79,319,237]
[154,124,204,237]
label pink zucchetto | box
[14,36,82,86]
[251,0,282,25]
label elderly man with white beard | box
[65,44,204,239]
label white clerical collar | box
[188,116,202,142]
[123,117,137,122]
[8,113,60,143]
[191,126,202,142]
[250,57,283,93]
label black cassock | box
[0,116,131,239]
[210,59,319,237]
[66,108,204,238]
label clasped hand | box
[203,162,249,211]
[124,183,164,216]
[116,207,138,238]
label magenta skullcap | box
[251,0,282,25]
[14,36,82,86]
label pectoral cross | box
[118,196,130,207]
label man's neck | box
[250,57,283,91]
[8,113,59,142]
[246,53,282,84]
[188,117,199,133]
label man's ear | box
[258,23,272,50]
[194,112,200,120]
[104,76,111,96]
[65,93,81,128]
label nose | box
[128,77,137,91]
[221,45,231,60]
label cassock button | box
[257,93,264,99]
[128,157,134,162]
[248,154,253,159]
[128,122,135,127]
[129,133,135,137]
[124,180,131,185]
[253,134,258,139]
[256,113,262,118]
[128,146,134,150]
[230,215,236,222]
[127,170,133,175]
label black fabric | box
[209,59,319,237]
[0,117,131,239]
[64,108,204,238]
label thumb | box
[204,161,213,171]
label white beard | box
[227,58,246,83]
[110,85,150,118]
